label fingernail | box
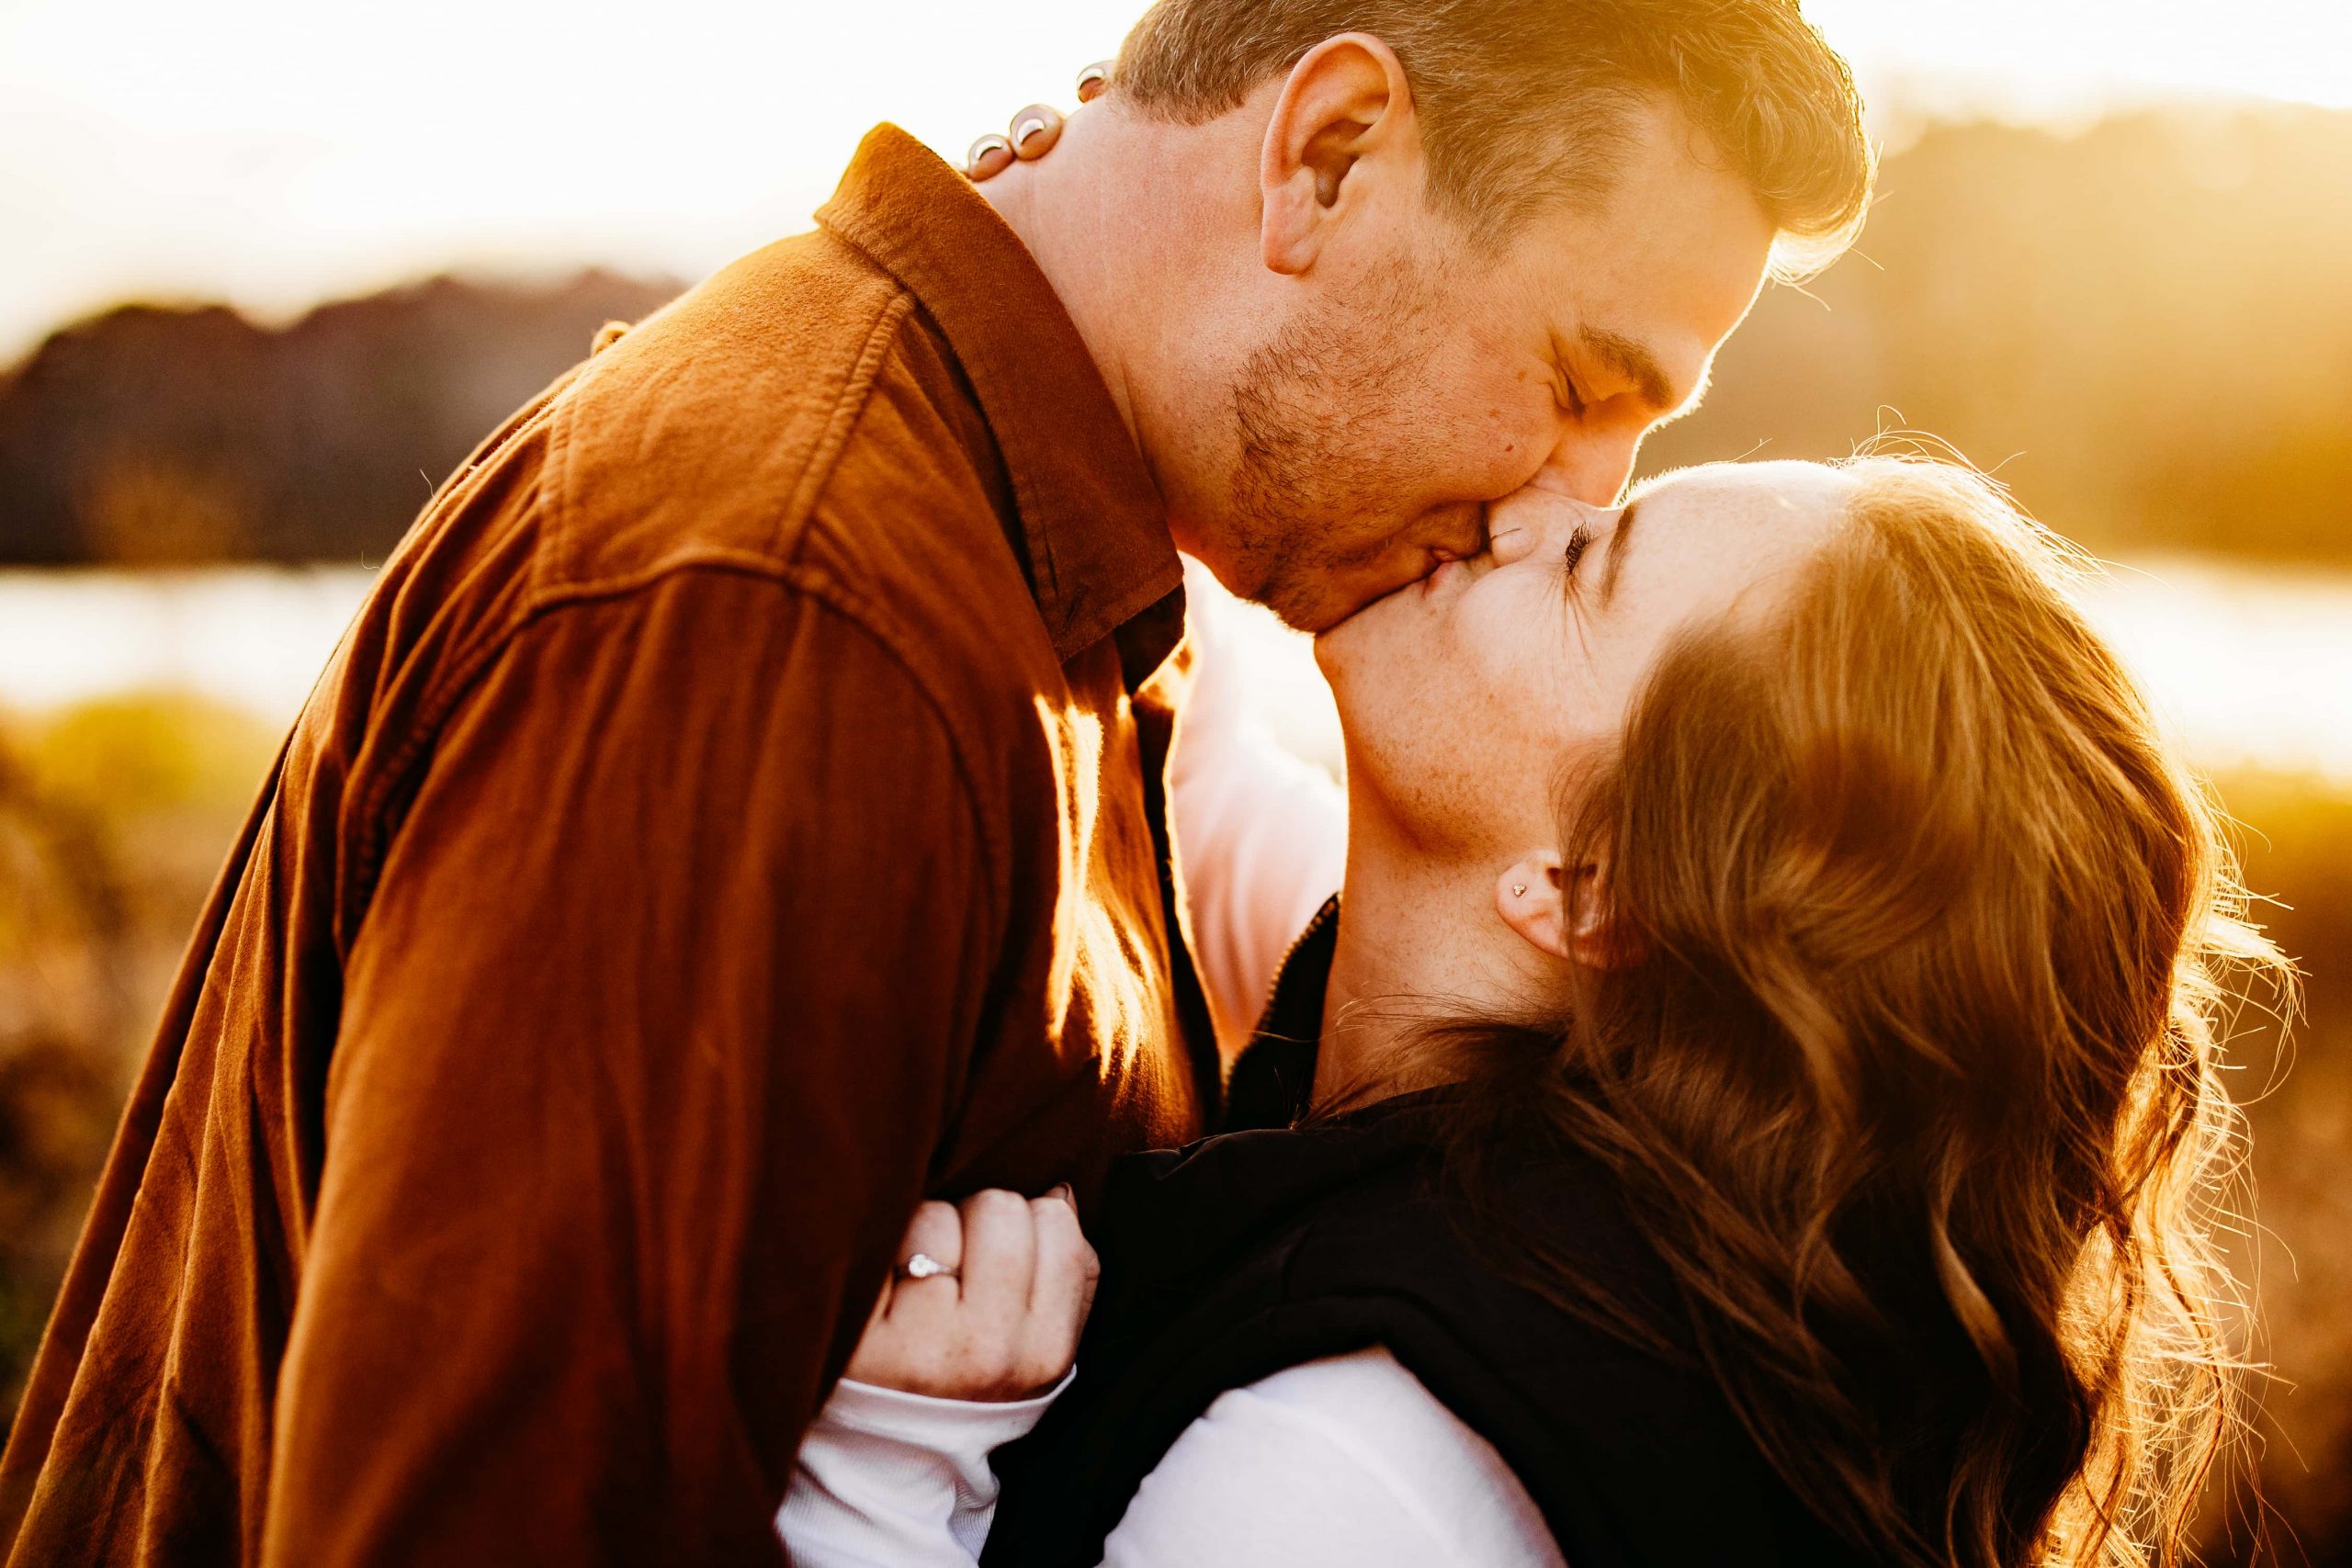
[967,133,1012,174]
[1050,1182,1075,1204]
[1012,116,1049,150]
[1077,62,1111,100]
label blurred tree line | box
[2,105,2348,568]
[0,272,674,565]
[1647,103,2352,561]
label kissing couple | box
[0,4,2276,1567]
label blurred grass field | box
[0,694,277,1414]
[1,694,2346,1559]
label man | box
[0,2,1869,1562]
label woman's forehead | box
[1633,459,1854,525]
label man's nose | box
[1539,425,1644,507]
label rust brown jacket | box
[0,125,1210,1566]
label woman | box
[777,456,2279,1567]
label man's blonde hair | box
[1114,0,1873,276]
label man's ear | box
[1260,33,1419,276]
[1496,852,1641,970]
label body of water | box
[0,566,379,727]
[5,558,2350,784]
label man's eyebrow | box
[1600,497,1643,607]
[1579,327,1677,413]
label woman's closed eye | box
[1563,521,1595,581]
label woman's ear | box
[1259,34,1419,276]
[1496,852,1640,970]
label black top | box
[981,901,1866,1567]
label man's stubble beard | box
[1226,260,1453,630]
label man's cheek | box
[1456,409,1557,499]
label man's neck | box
[1315,795,1546,1110]
[976,106,1166,454]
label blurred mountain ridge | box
[0,269,679,566]
[3,101,2349,567]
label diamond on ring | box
[903,1252,952,1280]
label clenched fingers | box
[1023,1187,1099,1378]
[956,1188,1039,1349]
[969,105,1061,179]
[1007,103,1065,162]
[842,1187,1096,1400]
[966,60,1111,181]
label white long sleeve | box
[776,1371,1070,1566]
[1168,559,1348,1057]
[778,1348,1565,1568]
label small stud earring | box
[1510,883,1527,897]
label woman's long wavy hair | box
[1435,457,2289,1567]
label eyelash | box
[1563,522,1594,577]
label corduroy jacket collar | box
[818,124,1182,681]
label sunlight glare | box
[3,0,2348,361]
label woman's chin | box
[1312,597,1404,724]
[1310,596,1376,678]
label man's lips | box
[1320,549,1470,637]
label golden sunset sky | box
[3,0,2346,359]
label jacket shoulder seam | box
[768,288,921,560]
[537,269,918,587]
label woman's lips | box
[1324,555,1461,640]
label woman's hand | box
[845,1187,1100,1402]
[964,60,1113,180]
